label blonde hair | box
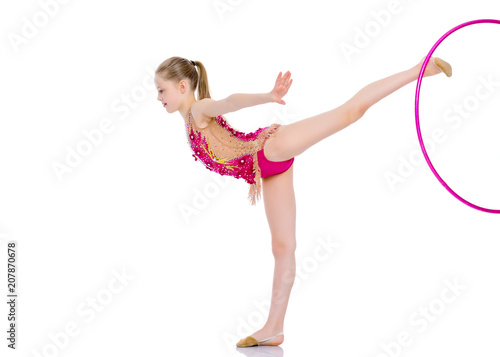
[155,56,211,100]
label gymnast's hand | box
[269,71,293,105]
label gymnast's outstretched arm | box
[196,71,293,117]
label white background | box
[1,0,500,356]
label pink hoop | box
[415,19,500,214]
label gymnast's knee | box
[272,239,296,256]
[345,100,367,125]
[272,242,297,258]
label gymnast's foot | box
[417,56,452,77]
[236,326,285,347]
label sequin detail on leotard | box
[185,109,280,205]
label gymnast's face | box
[155,75,183,113]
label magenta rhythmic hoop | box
[415,19,500,214]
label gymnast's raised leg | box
[263,58,451,162]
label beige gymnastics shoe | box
[433,57,452,77]
[419,56,453,77]
[236,332,284,347]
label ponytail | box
[192,60,211,100]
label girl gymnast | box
[154,56,452,347]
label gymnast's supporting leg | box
[244,163,296,346]
[264,58,450,162]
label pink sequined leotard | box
[185,108,281,205]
